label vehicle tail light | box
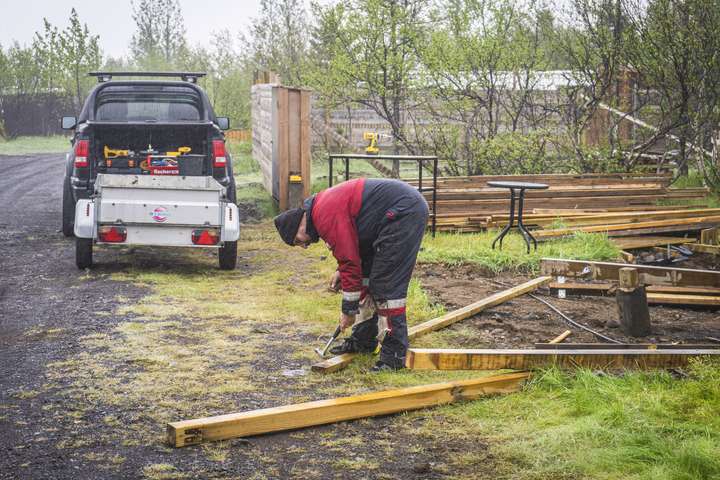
[192,228,219,245]
[212,140,227,168]
[74,140,89,168]
[98,226,127,243]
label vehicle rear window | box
[94,85,203,122]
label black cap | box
[274,208,305,246]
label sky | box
[0,0,264,57]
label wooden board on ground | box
[646,293,720,307]
[311,276,552,374]
[549,330,572,344]
[540,258,720,288]
[534,343,720,350]
[534,215,720,239]
[167,371,531,447]
[685,243,720,255]
[549,281,720,297]
[406,348,720,371]
[612,236,696,250]
[407,276,552,338]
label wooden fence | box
[225,129,251,142]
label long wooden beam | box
[535,343,720,350]
[311,277,552,373]
[612,236,696,250]
[407,276,552,338]
[548,282,720,296]
[534,215,720,239]
[406,348,720,371]
[167,371,530,447]
[540,258,720,288]
[647,293,720,307]
[685,243,720,255]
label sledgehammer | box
[314,325,343,358]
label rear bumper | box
[74,200,240,246]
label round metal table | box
[488,181,549,253]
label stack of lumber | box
[529,208,720,240]
[419,173,709,233]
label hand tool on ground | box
[315,325,343,358]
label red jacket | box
[311,178,365,304]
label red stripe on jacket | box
[311,178,365,295]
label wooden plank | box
[612,236,695,250]
[549,330,572,344]
[534,215,720,239]
[533,205,703,214]
[700,227,719,245]
[311,277,552,374]
[299,90,311,199]
[548,282,720,297]
[167,371,531,447]
[406,348,720,371]
[276,87,289,211]
[646,293,720,307]
[489,208,720,229]
[407,276,552,339]
[540,258,720,288]
[685,243,720,255]
[535,343,720,350]
[310,353,356,374]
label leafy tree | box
[625,0,720,180]
[310,0,428,162]
[58,9,101,109]
[244,0,310,85]
[415,0,553,174]
[130,0,188,69]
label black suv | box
[60,72,237,237]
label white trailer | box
[74,173,240,269]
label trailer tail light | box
[98,226,127,243]
[212,140,227,167]
[74,140,89,168]
[192,228,220,245]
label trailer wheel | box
[76,238,93,269]
[62,176,75,237]
[218,241,237,270]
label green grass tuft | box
[419,230,620,273]
[0,135,71,155]
[445,359,720,479]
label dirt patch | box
[415,262,720,348]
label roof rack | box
[88,72,207,84]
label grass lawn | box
[0,135,71,155]
[52,222,718,479]
[45,143,715,477]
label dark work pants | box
[349,205,428,368]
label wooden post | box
[265,85,313,211]
[616,267,651,337]
[700,227,718,245]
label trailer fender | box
[74,199,96,239]
[221,203,240,242]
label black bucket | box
[177,155,205,176]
